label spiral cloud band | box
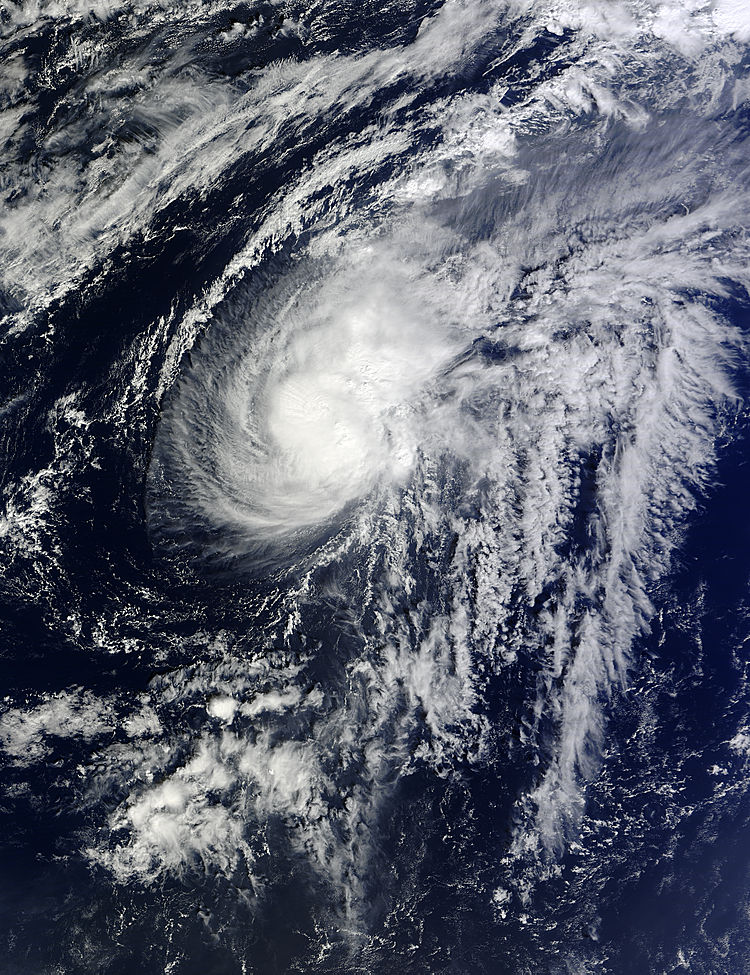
[2,0,750,971]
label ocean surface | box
[2,1,750,972]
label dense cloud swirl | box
[2,1,750,973]
[148,240,467,574]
